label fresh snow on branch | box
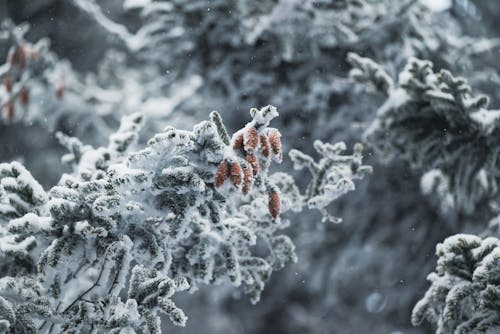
[412,234,500,333]
[349,53,500,213]
[0,105,369,332]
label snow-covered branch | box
[412,234,500,333]
[0,105,370,332]
[350,53,500,213]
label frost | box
[412,234,500,334]
[351,54,499,213]
[289,141,371,222]
[470,109,500,135]
[3,1,499,333]
[420,169,455,213]
[0,106,369,331]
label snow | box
[0,234,35,254]
[8,213,51,232]
[141,76,202,117]
[0,161,47,204]
[250,105,279,128]
[470,109,500,135]
[2,2,500,333]
[421,169,445,194]
[420,0,452,12]
[123,0,151,10]
[377,88,410,117]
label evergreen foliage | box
[412,234,500,334]
[349,53,500,213]
[1,1,499,333]
[0,106,369,332]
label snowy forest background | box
[0,0,499,333]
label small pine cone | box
[4,76,13,93]
[214,160,229,187]
[244,127,259,152]
[9,45,26,69]
[230,162,243,187]
[268,129,281,156]
[260,134,270,157]
[56,84,65,99]
[20,87,29,106]
[268,191,281,219]
[242,165,253,194]
[6,102,14,120]
[232,132,244,150]
[245,154,259,176]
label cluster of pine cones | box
[214,124,282,219]
[2,42,64,121]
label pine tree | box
[2,1,499,333]
[0,105,370,332]
[348,52,500,334]
[348,52,500,214]
[412,234,500,334]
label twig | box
[61,242,118,314]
